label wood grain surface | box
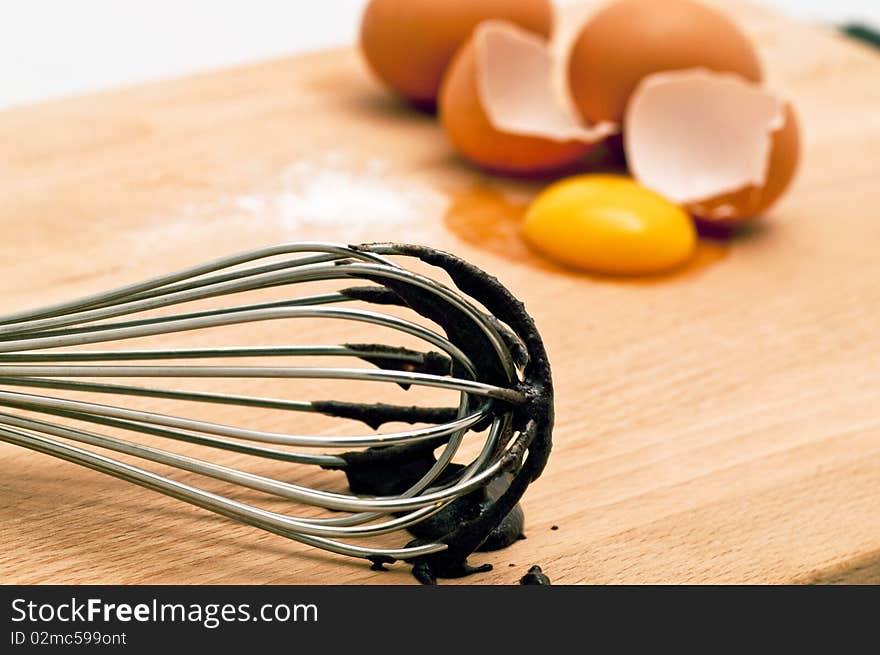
[1,2,879,584]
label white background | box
[0,0,877,110]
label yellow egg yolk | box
[522,175,696,275]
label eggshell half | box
[360,0,554,106]
[625,69,801,223]
[440,21,617,175]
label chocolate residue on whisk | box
[519,565,552,585]
[335,243,555,585]
[312,401,460,431]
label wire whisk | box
[0,242,553,584]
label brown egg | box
[360,0,553,107]
[439,22,609,175]
[568,0,763,123]
[689,104,801,224]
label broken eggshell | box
[439,20,617,175]
[625,69,801,224]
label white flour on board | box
[234,152,447,231]
[126,152,448,258]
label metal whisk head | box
[0,242,553,583]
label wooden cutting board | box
[1,2,879,585]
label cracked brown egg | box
[360,0,554,106]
